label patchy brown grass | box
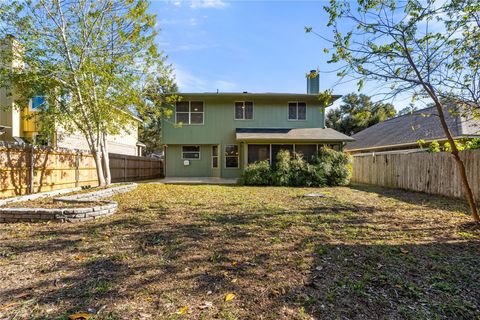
[0,184,479,320]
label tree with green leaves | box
[0,0,172,186]
[307,0,480,222]
[326,93,396,135]
[137,61,178,155]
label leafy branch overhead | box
[0,0,176,185]
[308,0,480,221]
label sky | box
[150,0,412,110]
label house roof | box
[175,92,341,104]
[236,127,355,142]
[345,106,480,152]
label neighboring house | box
[161,71,354,178]
[345,106,480,154]
[0,36,144,156]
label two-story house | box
[0,35,145,156]
[162,71,354,178]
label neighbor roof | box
[236,128,355,142]
[345,106,480,152]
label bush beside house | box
[239,147,351,187]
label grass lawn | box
[0,184,479,319]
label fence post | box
[75,151,80,187]
[28,145,35,194]
[123,156,127,182]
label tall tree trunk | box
[93,147,106,187]
[100,133,112,185]
[433,101,479,222]
[402,39,480,222]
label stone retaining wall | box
[0,183,137,223]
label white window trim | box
[212,145,219,168]
[287,101,307,121]
[176,101,204,125]
[224,144,240,169]
[234,101,254,120]
[181,145,201,160]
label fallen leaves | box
[225,293,235,302]
[68,312,91,320]
[176,306,189,314]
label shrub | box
[238,160,272,185]
[428,140,441,152]
[289,153,309,186]
[305,161,329,186]
[273,149,291,186]
[315,147,351,186]
[467,138,480,150]
[239,147,351,187]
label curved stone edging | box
[0,183,137,223]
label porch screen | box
[248,144,270,164]
[295,145,317,163]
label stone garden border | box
[0,183,137,223]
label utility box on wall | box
[183,160,190,166]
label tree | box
[398,104,418,116]
[326,93,396,135]
[307,0,479,221]
[0,0,168,186]
[137,61,178,155]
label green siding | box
[163,96,325,145]
[163,95,326,178]
[165,143,245,178]
[166,145,214,177]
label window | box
[30,95,46,110]
[212,145,218,168]
[288,102,306,120]
[176,101,204,124]
[225,145,239,168]
[234,101,253,120]
[182,146,200,159]
[295,145,317,163]
[248,144,270,164]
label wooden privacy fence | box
[0,142,163,198]
[351,149,480,200]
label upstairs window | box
[234,101,253,120]
[176,101,204,125]
[30,95,47,111]
[288,102,306,120]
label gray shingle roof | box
[236,127,355,142]
[345,106,480,151]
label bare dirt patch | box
[0,184,478,319]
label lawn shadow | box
[350,183,469,213]
[282,241,480,320]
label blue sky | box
[150,0,411,110]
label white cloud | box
[190,0,228,9]
[174,65,208,91]
[214,80,237,91]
